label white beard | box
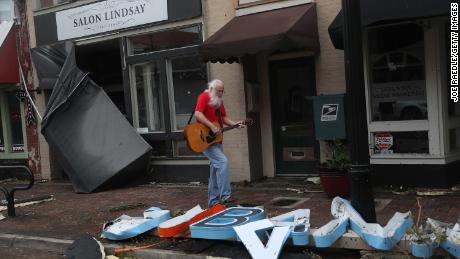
[208,92,222,108]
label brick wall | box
[203,0,251,182]
[315,0,346,95]
[12,1,41,177]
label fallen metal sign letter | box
[441,219,460,258]
[234,219,291,259]
[270,209,310,246]
[102,207,170,240]
[190,207,265,240]
[158,204,225,238]
[312,217,349,247]
[312,197,412,250]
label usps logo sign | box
[320,104,339,122]
[375,132,393,151]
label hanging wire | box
[13,17,42,121]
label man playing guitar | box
[194,79,245,207]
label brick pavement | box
[0,180,459,257]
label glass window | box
[368,23,427,121]
[373,131,429,154]
[132,61,163,131]
[128,26,201,55]
[0,91,26,157]
[151,141,168,157]
[7,92,24,152]
[34,0,68,10]
[0,0,13,22]
[169,55,207,131]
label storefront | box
[201,0,459,186]
[31,0,215,181]
[201,0,337,179]
[0,18,28,164]
[328,0,459,186]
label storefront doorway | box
[269,57,319,176]
[76,39,126,116]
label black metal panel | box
[372,162,460,188]
[167,0,202,21]
[120,37,133,124]
[151,164,209,182]
[34,13,58,46]
[242,55,263,181]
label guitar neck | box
[221,124,240,133]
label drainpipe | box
[342,0,376,222]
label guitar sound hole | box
[200,131,205,142]
[206,135,216,143]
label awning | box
[200,4,319,63]
[329,0,452,49]
[0,21,19,84]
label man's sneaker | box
[220,197,238,207]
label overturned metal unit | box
[31,42,152,193]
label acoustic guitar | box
[184,118,253,153]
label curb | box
[0,233,228,259]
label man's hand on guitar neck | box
[234,121,246,129]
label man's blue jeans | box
[203,144,231,207]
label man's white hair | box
[207,79,222,91]
[206,79,223,107]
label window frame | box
[0,88,28,160]
[125,23,207,159]
[0,0,14,22]
[363,19,456,164]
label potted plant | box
[319,140,351,198]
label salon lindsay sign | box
[56,0,168,41]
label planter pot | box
[319,169,350,198]
[410,240,438,258]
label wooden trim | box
[236,0,312,17]
[0,91,28,159]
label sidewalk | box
[0,178,459,258]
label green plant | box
[409,198,448,245]
[324,140,351,172]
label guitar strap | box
[187,101,197,125]
[186,95,223,127]
[216,107,224,128]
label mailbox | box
[311,94,346,140]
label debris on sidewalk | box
[0,195,54,212]
[0,214,4,221]
[191,207,265,240]
[108,202,147,212]
[306,177,320,185]
[391,186,409,195]
[286,188,304,194]
[114,239,169,254]
[416,190,452,196]
[270,209,311,246]
[159,204,225,238]
[66,233,105,259]
[235,219,290,259]
[452,184,460,192]
[312,197,413,250]
[102,207,170,241]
